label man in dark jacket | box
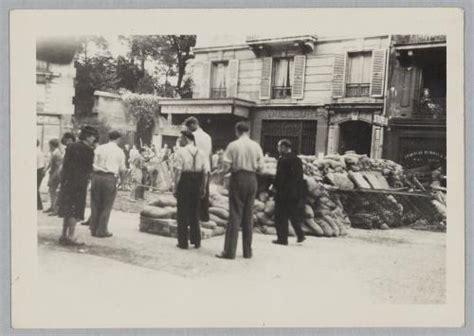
[272,139,306,245]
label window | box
[272,57,294,99]
[261,120,317,157]
[345,52,372,97]
[210,61,228,98]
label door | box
[338,121,372,156]
[391,66,423,117]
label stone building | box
[384,35,446,175]
[159,34,391,157]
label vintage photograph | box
[36,32,447,297]
[8,8,465,329]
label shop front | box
[250,107,328,157]
[325,104,386,159]
[158,98,254,152]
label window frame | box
[271,56,295,100]
[210,60,229,99]
[345,50,373,98]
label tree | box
[121,90,160,146]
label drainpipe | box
[380,34,392,159]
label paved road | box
[34,209,446,328]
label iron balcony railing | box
[345,83,370,97]
[414,97,446,119]
[210,88,227,98]
[272,86,292,99]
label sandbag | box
[254,199,266,212]
[304,204,315,218]
[209,207,229,220]
[304,218,324,236]
[326,172,354,189]
[141,205,176,219]
[210,214,228,227]
[149,194,177,207]
[322,216,340,236]
[348,171,372,189]
[201,221,217,230]
[316,218,334,237]
[264,199,275,217]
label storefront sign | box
[402,149,446,169]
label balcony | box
[210,88,227,99]
[414,97,446,119]
[272,86,292,99]
[345,83,370,97]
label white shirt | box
[174,144,210,173]
[93,142,126,176]
[193,127,212,160]
[223,134,265,173]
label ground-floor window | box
[261,120,318,157]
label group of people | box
[37,117,308,257]
[172,117,306,259]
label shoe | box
[43,208,52,213]
[58,236,69,245]
[95,232,113,238]
[176,244,188,249]
[68,238,85,246]
[243,254,252,259]
[81,221,90,226]
[194,243,201,249]
[272,240,288,246]
[297,236,306,243]
[215,253,234,260]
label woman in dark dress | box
[57,126,98,246]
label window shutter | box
[292,55,306,99]
[259,57,272,100]
[370,125,383,159]
[200,61,211,98]
[227,59,239,98]
[370,49,387,97]
[332,53,347,98]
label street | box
[37,191,446,309]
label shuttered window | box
[292,55,306,99]
[210,61,228,98]
[332,53,347,98]
[370,49,387,97]
[259,57,273,100]
[271,57,294,99]
[227,59,239,98]
[345,51,372,97]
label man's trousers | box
[90,172,117,237]
[223,171,257,258]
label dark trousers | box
[37,168,45,210]
[274,198,305,243]
[199,175,210,222]
[177,172,202,248]
[90,172,117,236]
[223,171,257,258]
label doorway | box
[338,121,372,156]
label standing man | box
[272,139,306,245]
[37,140,46,210]
[89,130,125,238]
[216,122,264,260]
[173,130,209,249]
[57,126,98,246]
[184,117,212,224]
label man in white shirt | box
[184,117,212,223]
[89,130,126,238]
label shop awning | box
[159,98,255,119]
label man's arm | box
[220,144,233,175]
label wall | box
[191,35,390,106]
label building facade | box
[161,34,391,157]
[384,35,446,178]
[36,60,75,152]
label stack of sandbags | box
[139,192,224,238]
[209,185,230,227]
